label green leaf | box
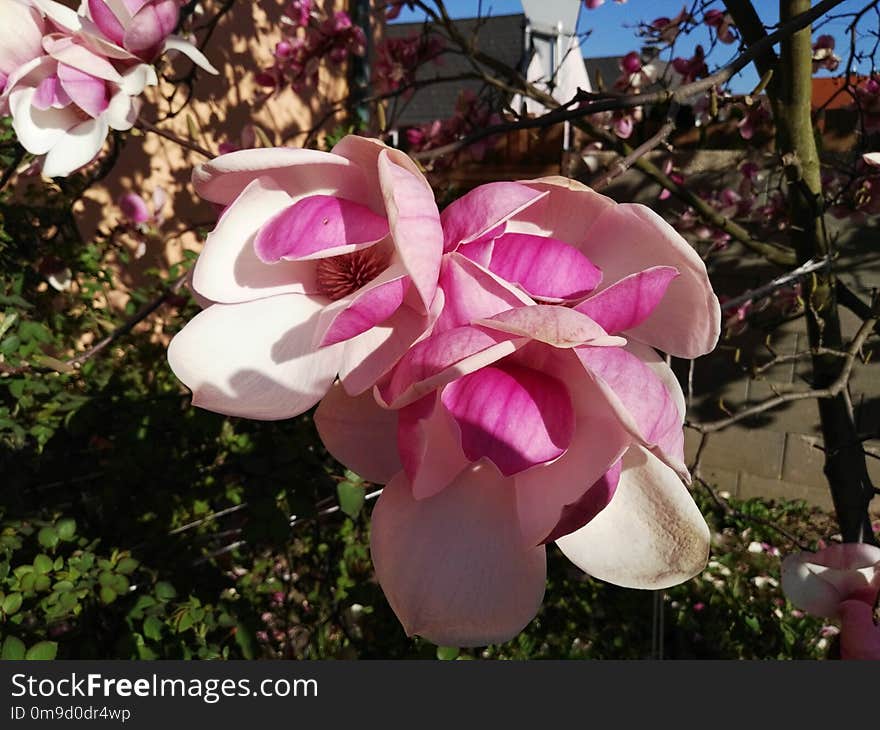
[100,586,117,604]
[436,646,460,661]
[1,636,26,660]
[2,592,23,615]
[25,641,57,660]
[116,557,138,575]
[56,518,76,541]
[19,573,35,593]
[33,554,53,574]
[33,574,50,592]
[110,574,129,595]
[337,480,365,519]
[37,527,59,549]
[154,582,176,601]
[143,615,163,642]
[177,611,194,633]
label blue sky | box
[392,0,876,93]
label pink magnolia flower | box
[118,190,151,223]
[168,135,444,419]
[0,0,46,98]
[812,34,840,73]
[672,45,707,84]
[782,543,880,659]
[3,33,157,176]
[1,0,216,176]
[647,7,692,45]
[85,0,179,62]
[703,9,736,44]
[315,178,720,645]
[37,0,216,72]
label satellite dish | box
[520,0,581,35]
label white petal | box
[41,116,108,177]
[556,444,710,589]
[167,294,342,420]
[163,35,219,74]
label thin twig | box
[688,312,879,433]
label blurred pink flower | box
[812,34,840,73]
[118,191,151,223]
[704,9,736,44]
[782,543,880,659]
[672,45,707,83]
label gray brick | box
[738,471,834,511]
[696,426,785,480]
[781,433,829,488]
[742,380,822,436]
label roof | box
[384,13,526,127]
[582,56,622,92]
[812,76,865,110]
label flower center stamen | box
[315,247,390,300]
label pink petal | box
[398,394,470,499]
[477,304,626,348]
[192,148,367,206]
[576,204,720,358]
[167,294,341,419]
[319,273,408,347]
[513,349,632,546]
[575,266,679,333]
[370,467,547,647]
[123,0,179,57]
[254,195,389,263]
[330,134,427,214]
[378,150,442,310]
[577,346,685,474]
[811,543,880,570]
[313,382,401,484]
[337,286,443,396]
[441,362,574,476]
[839,600,880,660]
[88,0,126,45]
[191,177,318,304]
[32,75,71,110]
[556,445,710,588]
[57,63,108,117]
[509,177,615,246]
[0,0,45,77]
[440,181,547,253]
[42,35,122,82]
[542,461,622,543]
[482,232,602,302]
[434,252,533,334]
[377,324,523,409]
[118,191,150,223]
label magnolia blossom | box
[0,0,46,98]
[4,33,157,176]
[316,177,720,646]
[782,543,880,659]
[168,135,444,419]
[1,0,216,176]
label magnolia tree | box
[0,0,877,659]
